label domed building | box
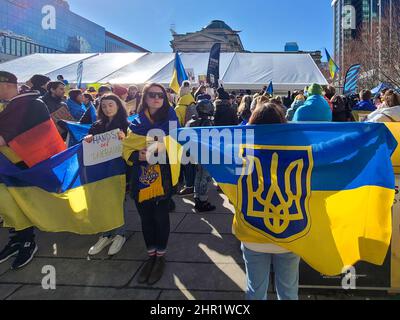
[170,20,245,53]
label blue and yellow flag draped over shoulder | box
[169,52,188,94]
[325,49,340,80]
[122,108,180,203]
[0,144,126,234]
[170,123,396,276]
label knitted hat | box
[98,85,112,94]
[29,74,50,88]
[0,71,17,84]
[196,99,214,115]
[307,83,323,96]
[113,85,128,98]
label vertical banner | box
[343,64,362,95]
[207,43,221,88]
[77,61,83,89]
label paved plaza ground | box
[0,187,399,300]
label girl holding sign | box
[84,94,129,256]
[122,83,180,285]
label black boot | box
[196,201,216,213]
[138,256,156,284]
[147,256,166,285]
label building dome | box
[204,20,233,31]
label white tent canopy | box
[0,52,328,91]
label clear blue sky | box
[68,0,333,58]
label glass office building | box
[332,0,394,75]
[0,0,146,62]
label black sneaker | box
[138,256,156,284]
[177,186,194,197]
[147,256,166,285]
[11,241,38,270]
[0,241,20,264]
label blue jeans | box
[183,164,195,188]
[194,165,212,201]
[241,243,300,300]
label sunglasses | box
[147,92,165,99]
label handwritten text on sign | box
[83,129,122,166]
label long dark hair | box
[98,93,128,127]
[248,103,287,125]
[137,83,170,122]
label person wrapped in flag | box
[122,83,180,285]
[83,94,130,257]
[0,71,65,270]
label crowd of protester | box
[1,70,400,300]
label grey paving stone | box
[125,211,186,233]
[174,213,234,235]
[0,284,21,300]
[130,262,246,292]
[166,233,243,264]
[7,285,160,300]
[159,289,245,300]
[115,232,244,265]
[172,188,235,215]
[35,232,110,260]
[0,258,141,287]
[110,232,148,261]
[0,261,11,277]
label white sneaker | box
[88,237,113,256]
[108,235,126,256]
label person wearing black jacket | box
[122,83,180,285]
[214,87,238,126]
[84,94,129,257]
[186,99,216,212]
[0,71,56,270]
[28,74,50,96]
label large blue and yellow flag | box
[169,123,396,276]
[0,144,126,234]
[169,52,188,94]
[325,49,340,80]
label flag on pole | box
[325,49,340,80]
[343,64,362,95]
[77,61,83,89]
[169,53,188,94]
[265,81,274,95]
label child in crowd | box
[84,94,129,256]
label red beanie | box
[113,85,128,98]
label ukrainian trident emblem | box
[237,146,313,242]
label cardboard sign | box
[83,129,122,166]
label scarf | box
[122,107,179,203]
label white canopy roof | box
[0,52,328,91]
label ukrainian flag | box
[325,49,340,80]
[0,144,126,234]
[169,123,396,276]
[169,52,189,94]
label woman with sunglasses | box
[122,83,180,285]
